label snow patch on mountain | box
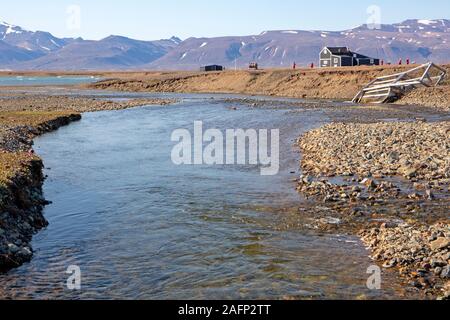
[418,19,437,25]
[0,21,23,39]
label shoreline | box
[0,113,81,271]
[87,65,450,112]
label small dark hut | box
[200,65,224,72]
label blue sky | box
[1,0,449,40]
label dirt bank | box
[89,65,450,110]
[397,86,450,112]
[0,114,80,271]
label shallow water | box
[0,76,101,86]
[0,96,415,299]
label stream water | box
[0,76,101,87]
[0,94,416,299]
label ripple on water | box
[0,96,419,299]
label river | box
[0,94,414,299]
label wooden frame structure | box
[352,62,447,104]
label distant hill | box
[147,19,450,70]
[0,40,42,66]
[14,35,180,71]
[1,19,449,70]
[0,21,74,55]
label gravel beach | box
[297,120,450,299]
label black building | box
[200,65,224,72]
[319,47,380,68]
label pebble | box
[7,243,19,254]
[441,266,450,279]
[360,222,450,298]
[430,238,450,251]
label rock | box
[323,195,336,203]
[431,259,447,268]
[22,222,32,231]
[381,222,398,229]
[410,281,423,289]
[383,259,396,268]
[301,175,313,184]
[425,189,435,200]
[434,267,443,276]
[388,151,400,162]
[18,246,32,257]
[403,167,417,179]
[441,266,450,279]
[320,217,341,225]
[7,243,19,254]
[364,153,373,160]
[442,282,450,300]
[442,252,450,261]
[430,238,450,251]
[408,193,421,199]
[362,178,377,190]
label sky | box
[1,0,450,40]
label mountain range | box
[1,19,449,70]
